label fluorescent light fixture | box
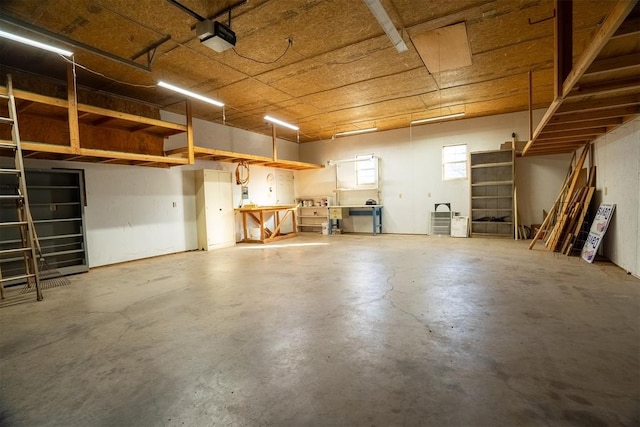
[157,81,224,107]
[264,115,299,131]
[411,112,465,125]
[327,154,375,165]
[334,127,378,137]
[363,0,408,53]
[0,29,73,56]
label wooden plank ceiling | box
[0,0,636,149]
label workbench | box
[237,205,298,243]
[327,205,383,235]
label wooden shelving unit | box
[296,196,329,233]
[0,86,189,168]
[469,149,514,238]
[0,82,324,171]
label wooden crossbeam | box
[549,105,640,123]
[584,53,640,76]
[543,118,623,132]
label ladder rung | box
[0,247,33,255]
[0,195,23,200]
[0,117,13,125]
[0,168,21,175]
[0,94,9,99]
[0,273,36,284]
[0,221,29,227]
[0,141,17,150]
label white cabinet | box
[196,170,235,250]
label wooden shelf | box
[1,84,322,170]
[12,141,189,168]
[0,85,190,168]
[471,181,514,186]
[470,162,513,169]
[166,146,324,171]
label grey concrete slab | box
[1,234,638,426]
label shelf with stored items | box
[469,149,514,238]
[296,196,329,232]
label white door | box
[275,170,294,205]
[198,170,235,250]
[208,170,234,247]
[276,171,295,233]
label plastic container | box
[249,227,261,240]
[321,223,329,235]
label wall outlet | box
[172,202,177,207]
[427,192,431,198]
[399,193,403,198]
[604,187,608,195]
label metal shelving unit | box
[469,149,514,238]
[0,169,89,282]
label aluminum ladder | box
[0,74,42,301]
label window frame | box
[355,154,377,187]
[442,144,468,181]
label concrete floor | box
[0,234,638,426]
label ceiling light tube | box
[158,81,224,107]
[264,115,299,131]
[334,127,378,137]
[363,0,408,53]
[411,112,465,125]
[0,29,73,56]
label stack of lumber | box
[529,145,596,254]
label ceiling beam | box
[555,0,573,98]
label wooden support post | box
[528,70,533,141]
[555,0,573,99]
[186,99,195,164]
[259,211,265,240]
[67,62,80,153]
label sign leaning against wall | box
[581,203,616,263]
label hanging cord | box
[233,38,292,64]
[235,160,250,185]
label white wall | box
[515,153,573,227]
[296,110,568,234]
[161,111,299,161]
[593,117,640,277]
[17,114,300,267]
[21,159,197,268]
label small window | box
[356,154,376,186]
[442,144,467,180]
